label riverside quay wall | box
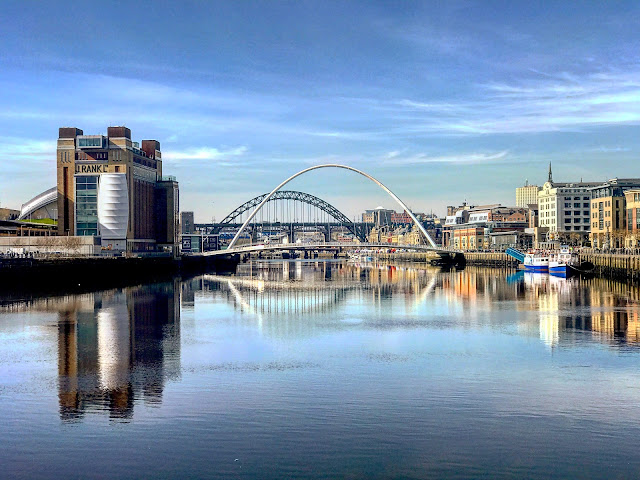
[458,251,640,282]
[578,252,640,282]
[0,254,239,299]
[463,252,519,267]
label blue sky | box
[2,0,640,220]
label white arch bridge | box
[198,164,463,264]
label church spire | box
[548,162,553,183]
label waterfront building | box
[446,205,529,250]
[56,126,179,252]
[624,189,640,247]
[181,211,195,235]
[589,179,640,248]
[488,231,533,250]
[0,208,20,221]
[362,207,395,227]
[516,181,541,208]
[537,164,599,242]
[361,209,375,223]
[373,207,394,226]
[18,188,58,221]
[390,211,412,225]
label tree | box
[60,236,83,256]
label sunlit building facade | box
[515,181,541,208]
[56,126,179,252]
[589,179,640,248]
[537,164,598,240]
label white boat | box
[549,247,579,277]
[523,251,549,273]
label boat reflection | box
[202,261,640,350]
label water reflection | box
[3,261,640,423]
[55,282,180,421]
[196,261,640,350]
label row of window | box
[564,218,589,223]
[541,195,589,202]
[592,199,617,208]
[75,176,98,236]
[565,211,590,216]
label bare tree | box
[60,236,83,256]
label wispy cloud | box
[0,136,55,156]
[395,70,640,135]
[382,150,509,165]
[163,146,248,162]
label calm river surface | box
[2,260,640,479]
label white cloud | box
[163,145,248,162]
[394,69,640,135]
[383,150,509,165]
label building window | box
[75,175,99,236]
[574,203,580,208]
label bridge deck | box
[199,242,459,257]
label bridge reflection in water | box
[203,261,437,322]
[194,260,640,349]
[6,262,640,423]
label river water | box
[2,260,640,479]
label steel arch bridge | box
[218,190,368,241]
[227,164,437,250]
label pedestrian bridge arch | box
[228,164,437,249]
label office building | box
[589,179,640,248]
[447,205,529,250]
[624,190,640,247]
[56,126,178,251]
[537,164,599,239]
[516,181,541,208]
[181,211,195,234]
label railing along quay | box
[462,252,519,268]
[578,252,640,282]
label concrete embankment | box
[455,251,640,281]
[0,254,239,298]
[462,252,519,268]
[578,253,640,282]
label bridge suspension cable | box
[228,164,437,249]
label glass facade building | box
[75,176,98,236]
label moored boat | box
[523,251,549,273]
[549,247,578,277]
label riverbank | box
[461,251,640,282]
[0,254,239,302]
[578,252,640,282]
[463,252,519,267]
